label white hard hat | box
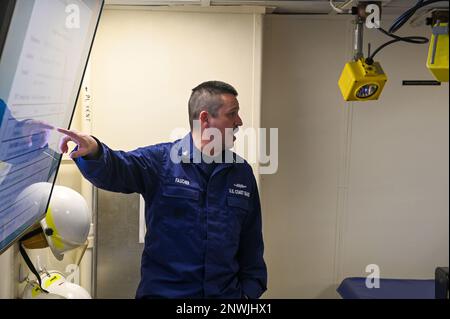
[40,185,91,260]
[22,270,91,299]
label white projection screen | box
[0,0,103,254]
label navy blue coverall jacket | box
[74,133,267,298]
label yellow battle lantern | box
[338,58,388,101]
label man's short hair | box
[188,80,238,130]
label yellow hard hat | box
[40,185,91,260]
[19,183,91,260]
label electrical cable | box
[366,28,429,63]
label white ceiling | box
[104,0,449,15]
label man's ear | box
[199,110,209,128]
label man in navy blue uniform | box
[57,81,267,299]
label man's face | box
[208,93,243,150]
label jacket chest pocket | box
[158,185,201,233]
[226,196,250,241]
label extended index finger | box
[57,127,83,143]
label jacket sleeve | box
[238,174,268,299]
[73,138,162,195]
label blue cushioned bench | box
[337,277,435,299]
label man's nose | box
[236,114,243,127]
